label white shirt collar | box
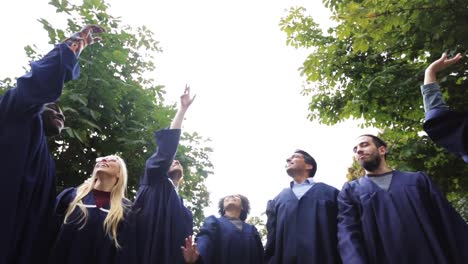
[291,177,315,187]
[168,178,179,193]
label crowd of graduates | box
[0,24,467,264]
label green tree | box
[0,0,213,228]
[346,159,365,182]
[280,0,467,217]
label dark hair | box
[218,194,250,221]
[294,149,317,178]
[358,134,388,159]
[359,134,387,148]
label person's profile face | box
[353,136,383,171]
[285,153,311,175]
[168,159,184,174]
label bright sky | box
[0,0,377,218]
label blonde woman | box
[48,154,130,264]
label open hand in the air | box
[424,52,463,84]
[181,236,199,264]
[65,24,106,56]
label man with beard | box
[264,150,341,264]
[420,52,467,163]
[337,134,468,264]
[0,25,104,264]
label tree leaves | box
[281,0,467,214]
[27,0,214,228]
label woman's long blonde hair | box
[64,155,130,248]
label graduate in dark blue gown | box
[0,25,103,264]
[265,150,341,264]
[421,52,467,163]
[49,155,131,264]
[126,85,195,264]
[338,135,468,264]
[181,194,264,264]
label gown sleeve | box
[195,215,220,264]
[252,225,265,263]
[337,183,367,264]
[140,128,181,186]
[54,188,76,222]
[0,43,79,118]
[421,83,468,162]
[421,172,468,261]
[264,199,276,263]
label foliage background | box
[0,0,213,229]
[281,0,468,220]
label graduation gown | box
[0,43,79,264]
[195,215,264,264]
[124,128,193,264]
[49,188,125,264]
[337,171,468,264]
[265,182,341,264]
[424,108,468,163]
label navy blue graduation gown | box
[49,187,126,264]
[195,215,264,264]
[424,108,468,163]
[337,171,468,264]
[265,182,341,264]
[125,128,193,264]
[0,43,79,264]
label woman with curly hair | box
[182,194,264,264]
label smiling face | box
[41,103,65,137]
[223,194,243,210]
[285,153,313,177]
[218,194,250,221]
[94,155,121,179]
[353,136,386,172]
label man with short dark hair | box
[0,25,104,264]
[265,150,341,264]
[421,52,467,163]
[338,134,468,264]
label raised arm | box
[142,85,196,185]
[420,53,467,162]
[424,53,462,85]
[421,53,462,112]
[337,184,367,264]
[171,84,196,129]
[0,25,104,117]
